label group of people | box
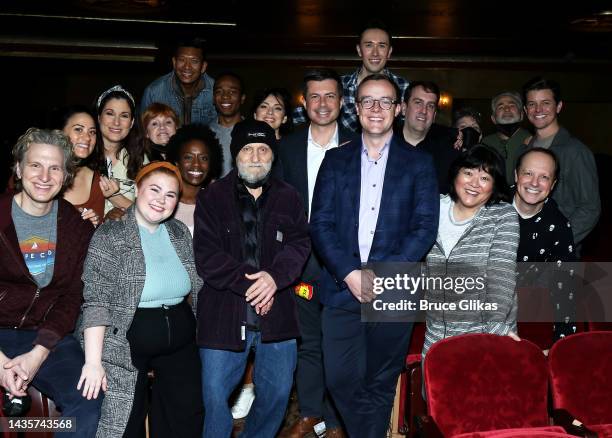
[0,19,601,438]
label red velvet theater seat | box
[516,286,555,350]
[399,322,427,437]
[453,427,575,438]
[549,331,612,437]
[0,387,60,438]
[422,333,553,438]
[587,321,612,331]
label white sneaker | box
[231,385,255,419]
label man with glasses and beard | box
[193,119,310,438]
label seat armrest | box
[552,409,598,438]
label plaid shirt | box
[293,68,409,132]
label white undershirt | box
[438,196,473,258]
[306,124,339,220]
[512,198,539,219]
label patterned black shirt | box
[515,197,577,340]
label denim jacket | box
[141,72,217,126]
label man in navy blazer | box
[310,74,439,437]
[278,68,354,438]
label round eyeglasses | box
[357,97,397,110]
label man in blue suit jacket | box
[310,74,439,437]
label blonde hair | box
[12,127,76,192]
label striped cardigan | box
[423,196,519,355]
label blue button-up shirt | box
[358,137,390,263]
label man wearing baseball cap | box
[193,119,311,437]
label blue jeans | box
[199,331,296,438]
[0,329,103,438]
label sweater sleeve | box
[563,144,600,244]
[484,205,520,335]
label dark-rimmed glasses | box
[357,97,397,110]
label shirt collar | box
[352,67,393,85]
[171,73,205,98]
[360,135,390,160]
[308,123,339,150]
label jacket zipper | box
[433,209,486,335]
[0,232,42,328]
[19,288,41,328]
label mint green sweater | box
[138,224,191,308]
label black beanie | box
[230,119,277,162]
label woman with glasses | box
[96,85,149,220]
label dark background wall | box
[4,56,611,152]
[1,0,610,257]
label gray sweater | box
[423,197,519,355]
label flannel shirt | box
[293,68,409,132]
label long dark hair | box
[448,144,510,205]
[250,88,294,137]
[96,88,147,179]
[51,105,103,172]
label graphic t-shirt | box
[12,198,58,288]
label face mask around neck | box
[496,122,521,138]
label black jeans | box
[123,300,203,438]
[294,286,341,428]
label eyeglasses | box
[357,97,397,110]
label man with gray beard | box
[194,119,311,437]
[482,91,532,186]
